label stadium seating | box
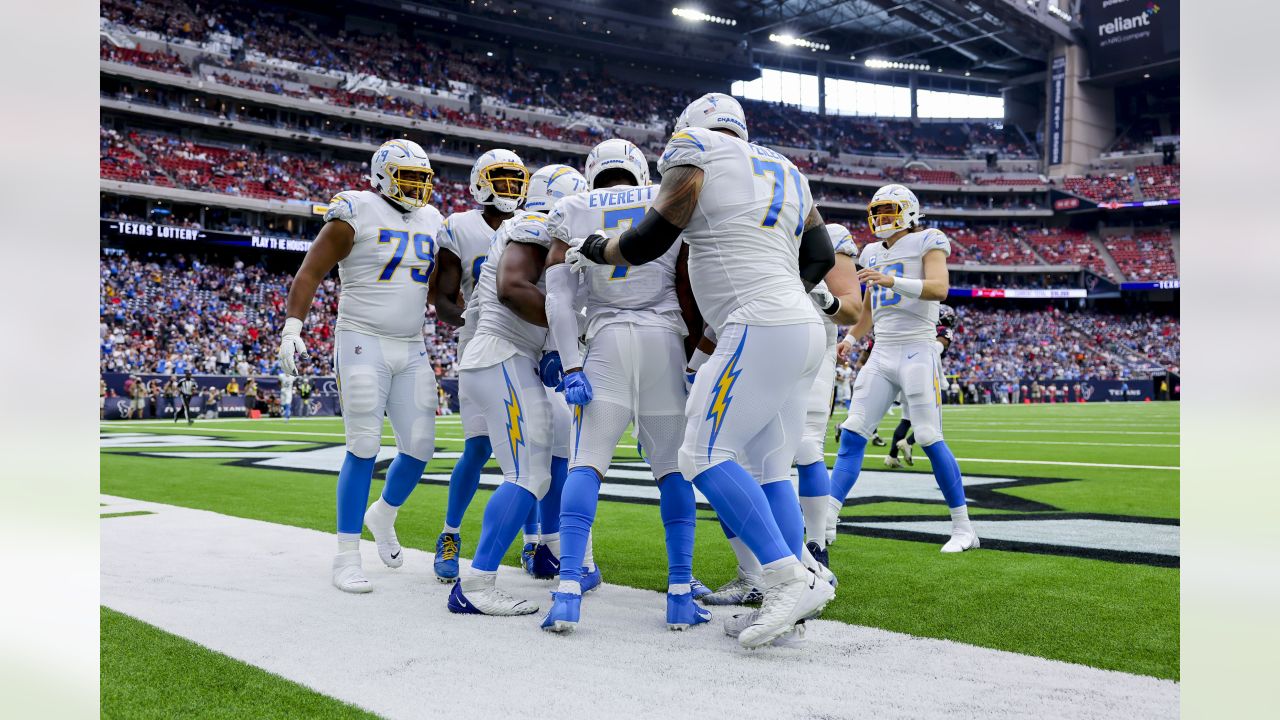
[1103,229,1178,281]
[948,226,1039,265]
[1023,229,1113,278]
[1063,165,1180,204]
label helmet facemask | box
[868,199,910,239]
[479,163,529,213]
[385,164,434,209]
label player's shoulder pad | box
[919,228,952,256]
[324,191,360,225]
[658,126,716,174]
[507,212,553,249]
[545,194,580,243]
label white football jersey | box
[858,227,952,346]
[657,126,819,332]
[326,190,444,341]
[439,209,502,346]
[547,184,684,341]
[814,231,860,346]
[460,211,552,369]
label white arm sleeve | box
[545,263,584,369]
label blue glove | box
[539,351,563,389]
[562,369,593,406]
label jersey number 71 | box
[752,157,806,237]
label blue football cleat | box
[667,592,712,631]
[434,532,461,583]
[579,565,603,594]
[690,577,711,600]
[806,540,830,570]
[447,582,484,615]
[521,542,537,575]
[540,592,582,633]
[531,543,560,579]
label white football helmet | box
[867,183,923,239]
[674,92,748,142]
[524,165,589,213]
[470,149,529,213]
[584,139,650,188]
[370,139,434,210]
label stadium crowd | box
[99,250,1178,385]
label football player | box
[539,139,706,633]
[885,304,956,469]
[429,149,530,583]
[447,164,588,616]
[827,185,979,553]
[278,371,294,422]
[277,139,443,593]
[566,93,841,648]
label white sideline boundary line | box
[100,496,1178,720]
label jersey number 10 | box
[377,229,436,284]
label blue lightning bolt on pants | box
[680,322,827,568]
[458,356,555,574]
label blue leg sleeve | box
[658,473,695,585]
[691,462,791,567]
[761,479,805,560]
[381,452,427,508]
[797,461,830,499]
[336,452,377,535]
[921,441,967,509]
[444,436,491,528]
[523,497,541,537]
[829,431,869,506]
[539,456,569,535]
[557,467,600,584]
[719,517,736,540]
[472,482,536,572]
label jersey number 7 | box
[377,229,436,284]
[751,157,806,237]
[602,206,646,279]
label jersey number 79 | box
[377,229,436,284]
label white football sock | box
[950,506,973,534]
[442,524,460,534]
[523,533,539,545]
[337,533,360,554]
[556,580,582,595]
[799,495,828,548]
[368,496,397,518]
[668,583,691,595]
[583,532,595,572]
[728,536,763,578]
[542,532,561,557]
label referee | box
[176,371,199,425]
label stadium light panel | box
[865,58,930,72]
[769,33,830,52]
[672,8,737,26]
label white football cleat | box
[737,564,835,649]
[363,499,404,568]
[449,574,539,616]
[700,567,764,605]
[724,610,806,647]
[897,439,914,466]
[883,455,902,469]
[332,551,372,594]
[941,530,980,553]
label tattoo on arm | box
[603,166,703,265]
[803,205,824,231]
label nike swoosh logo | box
[391,551,401,559]
[420,351,427,357]
[458,598,469,609]
[907,353,918,359]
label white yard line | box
[100,496,1178,720]
[820,454,1179,471]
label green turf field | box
[101,401,1179,691]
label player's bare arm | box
[819,253,861,325]
[430,248,466,327]
[497,241,550,327]
[857,248,949,302]
[674,243,704,358]
[579,165,702,267]
[285,220,354,321]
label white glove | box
[565,231,607,274]
[809,281,839,315]
[277,317,306,376]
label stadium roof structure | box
[656,0,1075,82]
